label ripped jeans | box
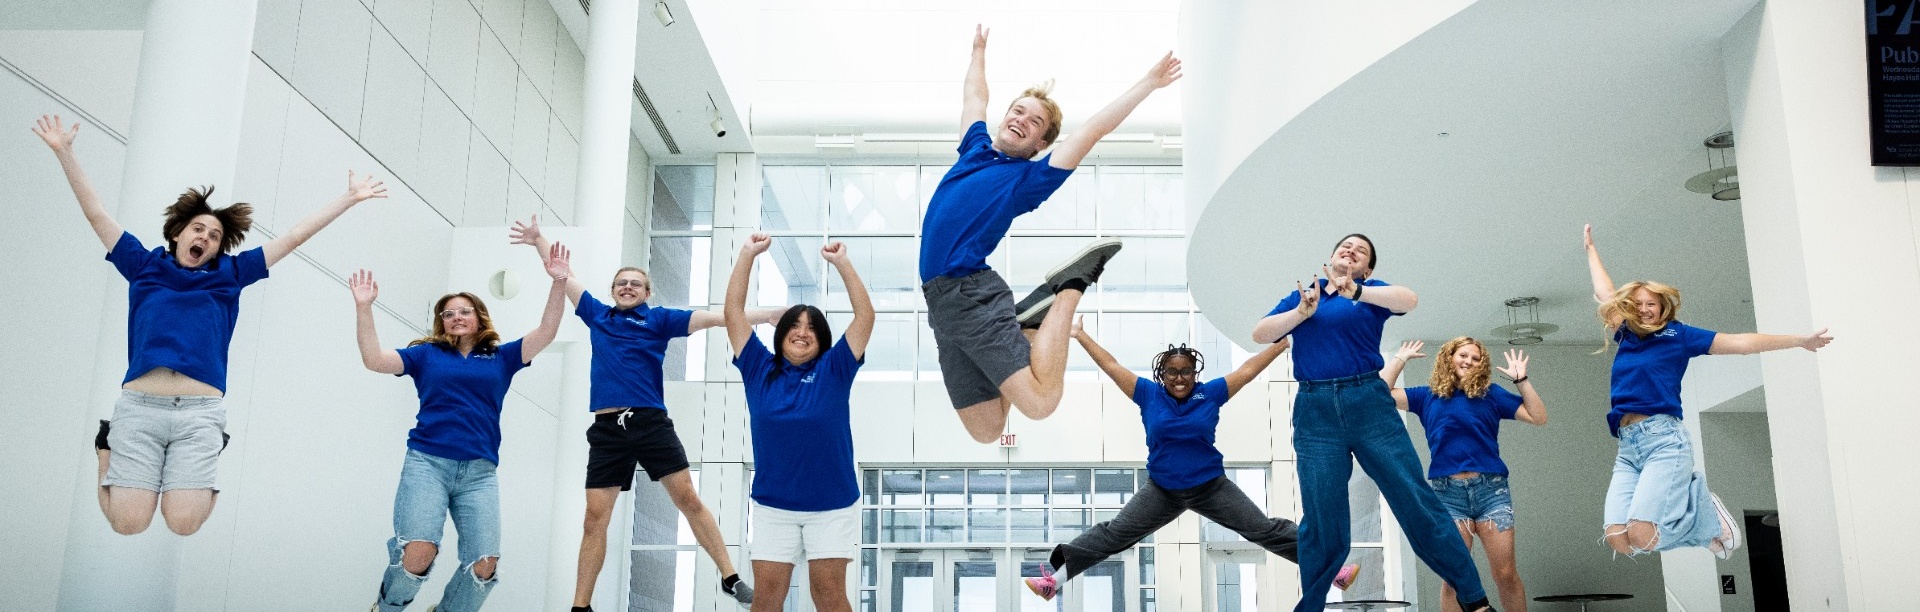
[376,449,502,612]
[1602,414,1720,554]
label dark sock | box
[95,420,111,451]
[722,574,740,593]
[571,607,593,612]
[1459,597,1494,612]
[1057,278,1089,294]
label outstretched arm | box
[1324,265,1418,314]
[1047,52,1182,170]
[1709,328,1832,355]
[724,234,773,357]
[961,25,990,126]
[507,214,585,304]
[822,242,875,358]
[350,269,405,374]
[517,243,573,361]
[1497,349,1547,425]
[1380,340,1426,410]
[34,115,120,250]
[1223,337,1290,397]
[264,171,387,267]
[1072,315,1137,398]
[1251,278,1320,344]
[690,308,784,333]
[1584,224,1620,318]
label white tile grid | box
[371,0,433,62]
[518,0,560,100]
[415,83,472,223]
[544,111,579,219]
[290,0,374,135]
[358,27,428,184]
[510,73,551,196]
[464,125,512,225]
[425,0,482,113]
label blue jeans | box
[1292,374,1487,612]
[376,449,502,612]
[1603,414,1719,553]
[1429,474,1515,532]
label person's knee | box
[401,541,438,575]
[471,556,498,581]
[109,513,153,535]
[964,423,999,444]
[1625,521,1659,551]
[583,505,613,531]
[668,486,705,513]
[1491,564,1522,584]
[163,512,207,536]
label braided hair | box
[1150,344,1206,386]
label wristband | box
[1512,375,1529,384]
[1351,283,1364,301]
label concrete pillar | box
[544,0,641,609]
[58,1,257,610]
[1720,2,1920,609]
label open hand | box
[1394,340,1427,362]
[32,115,78,152]
[1143,52,1183,89]
[350,269,379,306]
[509,214,543,246]
[346,171,388,203]
[820,241,849,265]
[1496,349,1529,380]
[1801,327,1833,351]
[1584,224,1595,251]
[545,242,573,280]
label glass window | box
[881,509,923,543]
[1094,469,1135,505]
[1008,469,1049,505]
[651,165,714,231]
[926,470,965,505]
[1049,509,1089,541]
[1350,466,1384,543]
[755,235,826,307]
[1096,166,1183,231]
[829,166,920,232]
[1010,170,1096,231]
[968,469,1007,505]
[1213,562,1259,612]
[927,509,965,543]
[1052,469,1091,504]
[827,312,917,381]
[824,237,922,311]
[1007,509,1047,543]
[881,470,924,505]
[1139,546,1156,585]
[1097,312,1194,375]
[1096,236,1189,309]
[968,508,1007,543]
[761,165,827,231]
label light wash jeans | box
[1603,414,1720,553]
[375,449,501,612]
[1292,373,1488,612]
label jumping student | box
[350,244,570,612]
[1583,224,1829,559]
[725,234,874,612]
[35,114,387,536]
[1383,339,1547,612]
[507,215,782,610]
[1252,233,1497,612]
[1024,317,1361,601]
[920,25,1181,443]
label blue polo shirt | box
[918,121,1075,282]
[396,339,529,464]
[576,292,694,412]
[1607,321,1716,437]
[105,231,269,393]
[1405,385,1523,479]
[1265,278,1402,381]
[733,334,863,511]
[1136,377,1232,491]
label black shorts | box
[585,408,690,490]
[922,269,1031,409]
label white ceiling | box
[1189,0,1763,351]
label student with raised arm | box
[350,244,571,612]
[1582,224,1830,559]
[725,234,874,612]
[1023,317,1360,602]
[1382,339,1547,612]
[1252,234,1497,612]
[921,25,1182,444]
[507,215,782,611]
[34,114,387,537]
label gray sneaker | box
[724,578,754,605]
[1013,283,1056,328]
[1016,239,1123,325]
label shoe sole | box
[1017,239,1123,325]
[1023,578,1056,601]
[1710,493,1741,553]
[1014,288,1057,327]
[1333,563,1361,590]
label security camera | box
[711,117,727,138]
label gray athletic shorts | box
[101,389,226,493]
[922,269,1031,409]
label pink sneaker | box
[1333,563,1361,590]
[1025,565,1059,601]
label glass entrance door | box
[880,549,1001,612]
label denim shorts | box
[101,390,225,492]
[1429,473,1514,532]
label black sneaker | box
[1013,283,1055,329]
[95,419,111,451]
[1015,239,1122,325]
[722,575,754,604]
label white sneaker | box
[1708,492,1741,560]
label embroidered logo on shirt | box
[1192,392,1208,400]
[1656,328,1679,338]
[802,372,816,383]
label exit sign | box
[998,433,1018,448]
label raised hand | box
[973,24,989,52]
[32,115,79,153]
[350,269,379,306]
[545,242,573,280]
[1800,327,1833,351]
[1497,348,1529,380]
[1072,314,1088,340]
[1584,224,1595,251]
[509,214,543,246]
[1142,52,1184,89]
[1394,340,1427,362]
[1321,264,1358,299]
[742,232,772,257]
[346,171,388,203]
[1296,278,1321,318]
[820,241,849,265]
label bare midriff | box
[1618,413,1650,428]
[1448,471,1482,480]
[124,367,221,397]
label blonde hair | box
[611,266,650,292]
[1428,336,1492,399]
[1597,281,1682,349]
[410,292,502,353]
[1011,80,1064,145]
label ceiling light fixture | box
[706,93,726,138]
[814,135,857,149]
[1491,297,1559,346]
[652,1,674,26]
[1683,131,1739,201]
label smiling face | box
[994,96,1055,159]
[609,269,651,310]
[169,213,224,268]
[1158,354,1199,400]
[1449,341,1486,381]
[1326,235,1375,279]
[1630,287,1664,326]
[779,310,823,365]
[438,296,479,341]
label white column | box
[1722,3,1920,610]
[57,2,256,611]
[544,0,641,609]
[692,153,761,611]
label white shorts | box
[750,503,859,563]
